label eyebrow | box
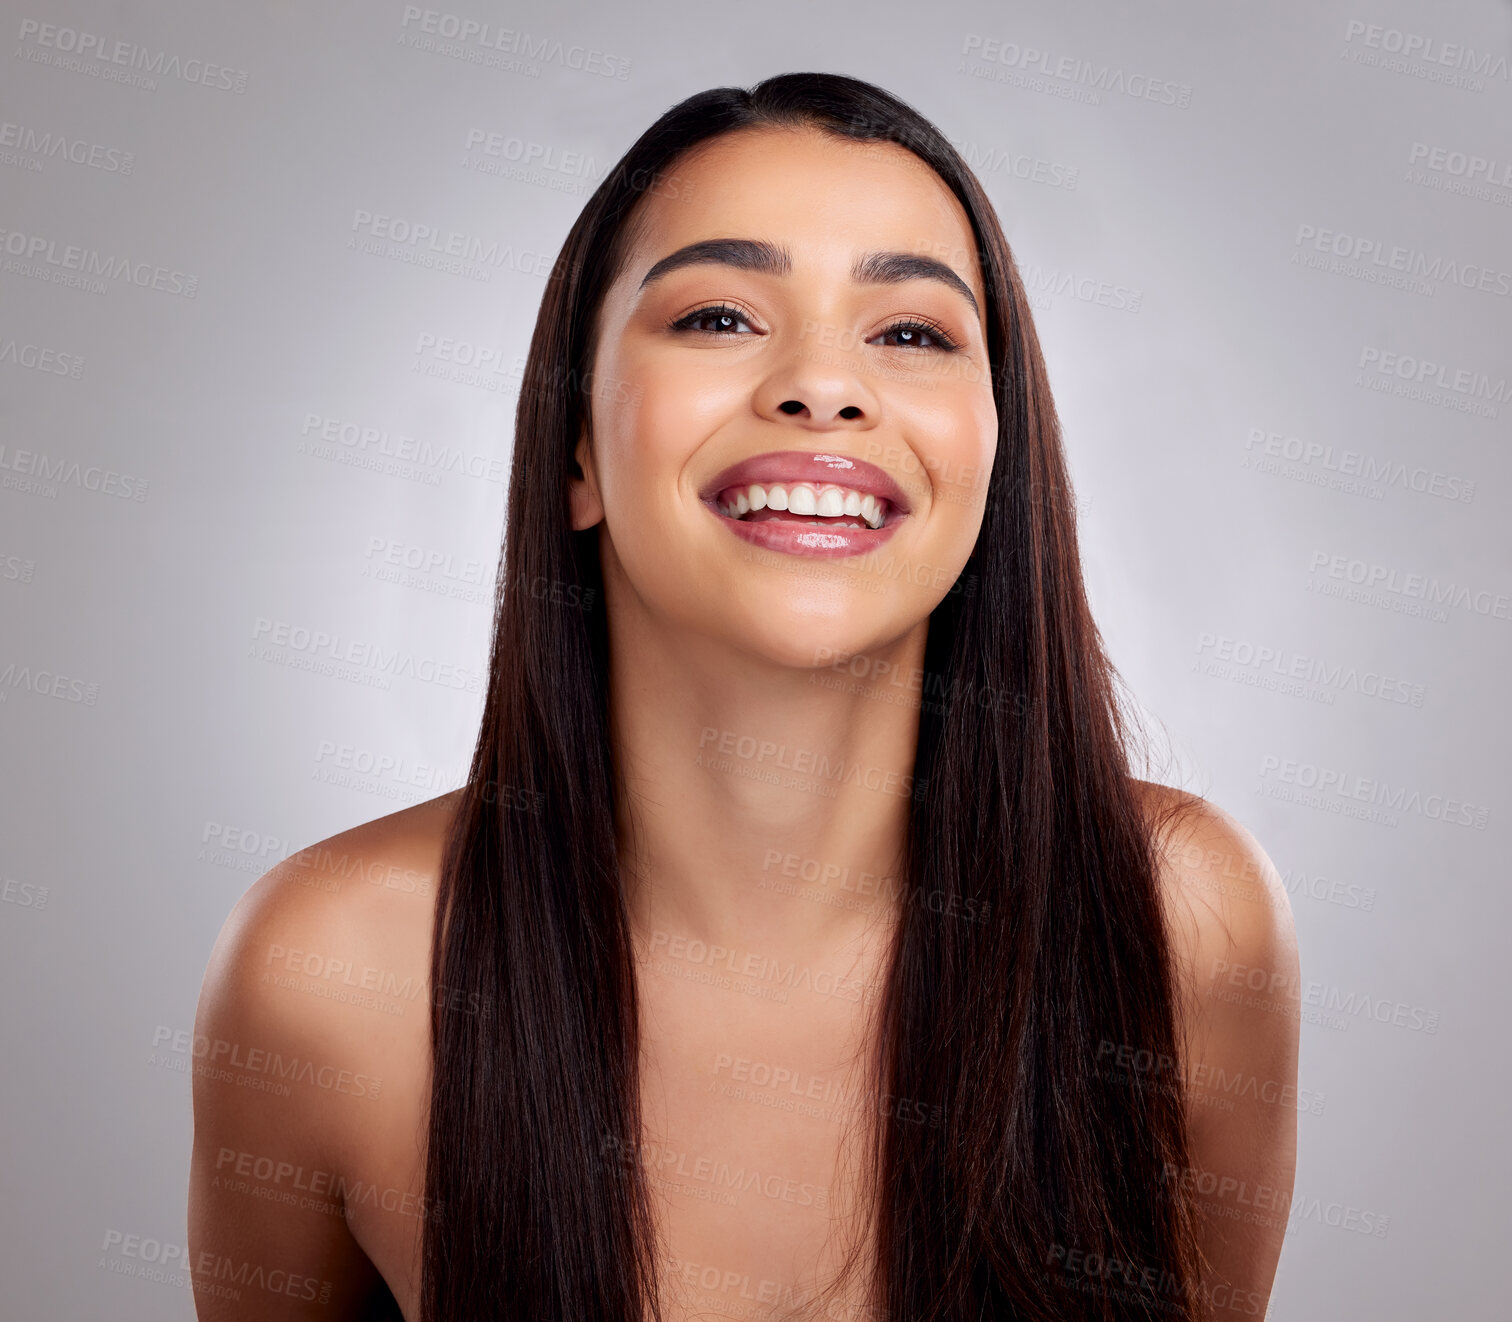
[637,237,980,317]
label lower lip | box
[705,502,905,559]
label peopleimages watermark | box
[1044,1241,1264,1317]
[397,7,631,79]
[97,1229,335,1306]
[406,332,647,404]
[297,411,505,486]
[1241,427,1475,503]
[0,659,98,706]
[1163,836,1377,915]
[199,820,290,876]
[949,134,1080,190]
[1292,223,1512,297]
[1093,1039,1326,1116]
[361,535,491,606]
[347,208,509,282]
[212,1146,441,1223]
[148,1025,383,1099]
[1341,19,1509,89]
[1160,1162,1391,1239]
[0,336,86,376]
[696,726,924,802]
[959,33,1194,108]
[1306,550,1512,626]
[759,848,992,925]
[0,119,134,174]
[249,616,484,693]
[598,1132,829,1210]
[1211,958,1441,1035]
[14,18,250,92]
[0,225,198,296]
[1408,142,1512,189]
[711,1052,944,1130]
[661,1251,883,1319]
[1258,753,1488,830]
[638,927,875,1006]
[1354,345,1507,419]
[1,869,48,910]
[1194,632,1426,707]
[0,551,36,584]
[811,646,1038,723]
[263,943,424,1005]
[313,739,462,795]
[0,443,148,500]
[457,128,690,203]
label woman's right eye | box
[669,305,756,335]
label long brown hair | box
[424,71,1211,1321]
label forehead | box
[621,126,987,311]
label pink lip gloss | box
[706,500,906,559]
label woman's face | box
[574,125,998,669]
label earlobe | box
[568,427,605,531]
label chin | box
[713,603,923,677]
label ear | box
[568,421,605,531]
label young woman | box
[189,73,1300,1322]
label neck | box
[605,591,924,969]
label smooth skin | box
[189,127,1299,1321]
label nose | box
[757,352,877,428]
[778,400,863,420]
[754,316,880,428]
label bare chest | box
[632,953,886,1322]
[342,960,887,1322]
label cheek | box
[960,391,999,497]
[900,385,998,511]
[598,355,733,502]
[939,382,998,462]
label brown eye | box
[871,320,958,351]
[671,305,756,335]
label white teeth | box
[715,481,889,529]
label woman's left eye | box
[871,320,959,352]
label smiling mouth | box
[713,480,893,530]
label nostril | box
[778,400,805,414]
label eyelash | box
[668,303,961,353]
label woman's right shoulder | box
[192,789,464,1141]
[188,790,466,1311]
[207,788,462,994]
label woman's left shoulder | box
[1126,788,1301,1306]
[1128,778,1301,1038]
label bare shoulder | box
[250,787,461,963]
[200,788,459,1007]
[1129,778,1299,1013]
[1129,777,1301,1154]
[1128,781,1301,1314]
[192,788,461,1173]
[188,791,461,1317]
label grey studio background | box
[1,0,1508,1318]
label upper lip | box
[699,450,913,517]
